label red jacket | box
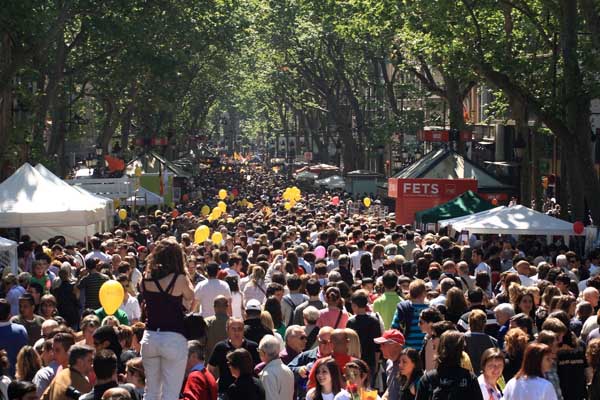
[180,367,217,400]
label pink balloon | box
[314,246,326,259]
[331,196,340,206]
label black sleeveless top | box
[142,273,186,336]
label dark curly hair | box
[586,338,600,370]
[147,238,186,279]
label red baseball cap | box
[374,329,405,345]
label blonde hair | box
[102,315,121,327]
[260,311,275,331]
[345,328,361,358]
[15,346,42,381]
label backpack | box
[418,369,479,400]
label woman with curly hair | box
[513,290,536,331]
[502,328,529,381]
[15,346,42,382]
[586,338,600,400]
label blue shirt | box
[0,321,28,377]
[191,362,205,373]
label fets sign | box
[388,178,478,224]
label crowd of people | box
[0,163,600,400]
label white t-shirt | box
[504,376,557,400]
[518,274,535,287]
[194,278,231,317]
[307,388,335,400]
[231,291,244,320]
[120,295,141,323]
[334,389,380,400]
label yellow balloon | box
[363,197,372,207]
[241,199,249,207]
[118,209,127,220]
[154,209,162,218]
[218,189,228,200]
[282,188,292,201]
[247,202,254,209]
[201,205,210,216]
[211,232,223,244]
[218,201,227,212]
[228,193,235,201]
[284,201,293,210]
[99,280,124,315]
[113,199,120,208]
[194,225,210,244]
[212,207,223,218]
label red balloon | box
[171,209,179,218]
[331,196,340,206]
[232,188,239,197]
[573,221,585,235]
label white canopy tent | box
[34,164,113,231]
[442,205,580,236]
[438,206,506,228]
[71,186,114,231]
[125,187,164,207]
[0,163,105,243]
[0,236,18,275]
[295,171,318,180]
[315,175,346,190]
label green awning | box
[415,190,494,224]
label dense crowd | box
[1,163,600,400]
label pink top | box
[316,307,349,329]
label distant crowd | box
[1,163,599,400]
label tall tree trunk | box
[560,0,600,223]
[0,33,12,177]
[444,74,468,155]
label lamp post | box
[376,145,385,174]
[94,146,103,177]
[513,132,527,204]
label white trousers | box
[141,330,188,400]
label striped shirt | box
[78,272,109,309]
[406,303,428,349]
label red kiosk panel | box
[389,178,478,224]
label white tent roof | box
[295,171,318,180]
[34,164,108,212]
[0,163,104,227]
[438,206,506,228]
[445,205,579,235]
[315,175,346,189]
[125,187,164,206]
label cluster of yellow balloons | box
[194,225,224,244]
[283,187,301,202]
